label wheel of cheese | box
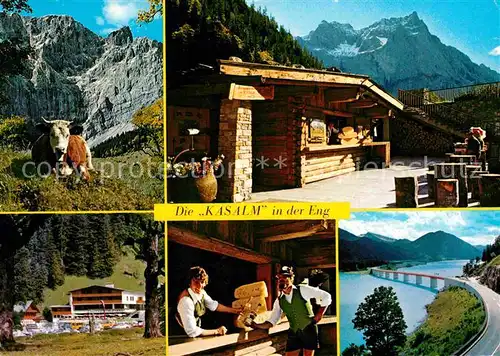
[341,138,359,145]
[235,311,272,330]
[234,281,268,299]
[232,296,267,314]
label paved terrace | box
[251,157,446,208]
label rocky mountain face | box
[0,14,162,146]
[297,12,500,94]
[480,264,500,293]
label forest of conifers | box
[166,0,323,78]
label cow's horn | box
[42,117,51,124]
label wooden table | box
[168,316,338,356]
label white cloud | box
[96,16,105,26]
[341,218,421,241]
[486,226,500,234]
[103,0,140,26]
[461,235,497,246]
[101,27,121,35]
[489,46,500,56]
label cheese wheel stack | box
[233,281,269,330]
[338,126,359,145]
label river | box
[339,260,469,352]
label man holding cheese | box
[176,266,242,338]
[250,266,332,356]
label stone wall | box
[218,99,252,202]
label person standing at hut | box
[467,127,487,170]
[176,266,243,337]
[250,266,332,356]
[327,122,340,145]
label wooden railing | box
[424,82,500,103]
[398,89,474,131]
[72,299,122,305]
[71,292,122,298]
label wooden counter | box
[301,142,390,184]
[168,316,337,356]
[304,141,389,153]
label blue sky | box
[340,211,500,246]
[246,0,500,72]
[26,0,162,41]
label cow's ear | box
[36,123,50,134]
[69,124,84,135]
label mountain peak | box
[298,14,500,94]
[106,26,133,46]
[407,11,420,20]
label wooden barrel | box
[434,163,468,207]
[479,174,500,207]
[427,171,435,200]
[395,176,418,208]
[436,179,459,207]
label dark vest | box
[176,290,207,333]
[279,286,314,332]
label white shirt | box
[267,285,332,326]
[177,288,219,337]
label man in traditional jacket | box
[250,266,332,356]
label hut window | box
[326,117,346,145]
[308,118,326,144]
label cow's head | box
[36,119,84,162]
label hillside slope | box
[166,0,322,82]
[43,251,145,308]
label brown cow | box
[31,119,94,180]
[59,135,91,181]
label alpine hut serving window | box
[308,118,327,144]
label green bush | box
[0,116,32,151]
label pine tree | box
[64,216,91,276]
[12,247,32,304]
[26,232,50,302]
[352,286,407,356]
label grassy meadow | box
[403,286,485,355]
[7,329,165,356]
[0,149,163,211]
